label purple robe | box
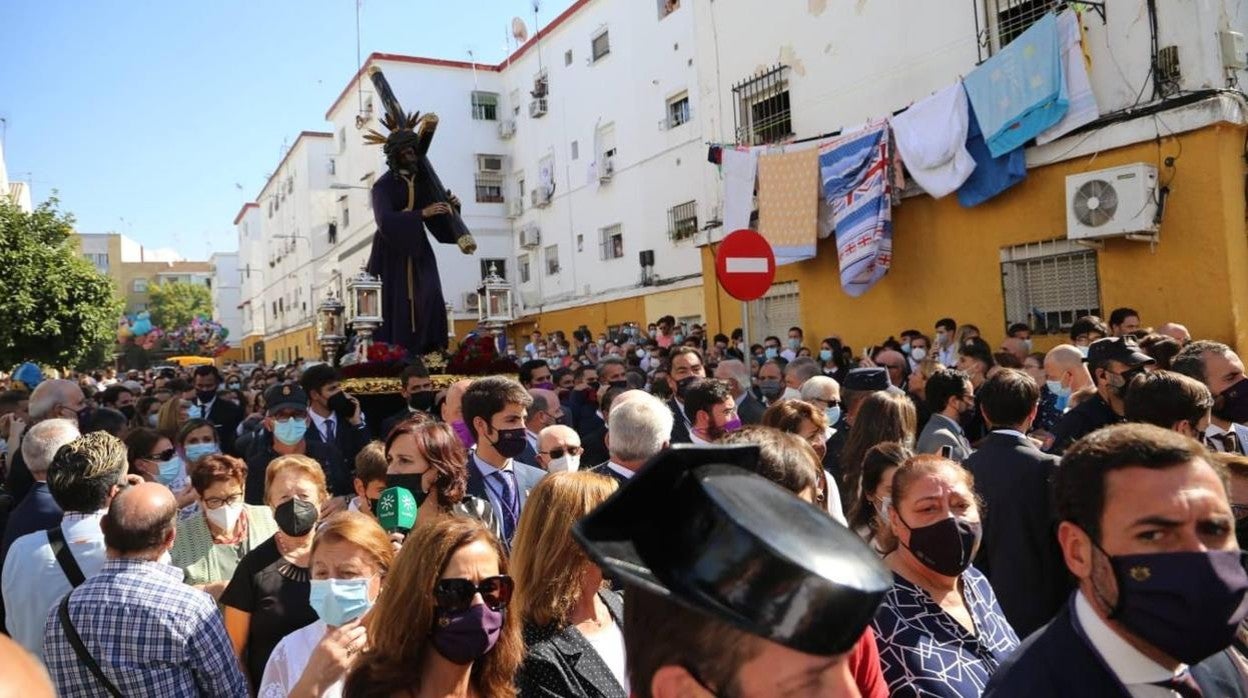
[365,158,469,356]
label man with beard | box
[683,379,742,444]
[1047,337,1153,456]
[1174,340,1248,453]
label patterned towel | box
[1035,10,1099,145]
[758,147,821,265]
[819,122,893,297]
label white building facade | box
[210,252,243,345]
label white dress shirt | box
[308,410,338,442]
[688,430,712,446]
[2,511,108,660]
[472,453,517,523]
[606,461,635,481]
[1073,591,1190,697]
[525,429,539,453]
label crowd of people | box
[0,304,1246,697]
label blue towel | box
[958,106,1027,208]
[963,12,1067,158]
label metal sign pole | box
[741,299,751,384]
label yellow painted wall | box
[265,327,316,364]
[240,335,265,363]
[703,123,1248,355]
[644,287,706,325]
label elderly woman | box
[222,454,329,691]
[260,511,394,698]
[513,472,624,697]
[873,455,1018,697]
[343,517,522,697]
[383,417,500,540]
[760,399,846,523]
[171,454,277,599]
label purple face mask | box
[431,603,503,665]
[451,419,475,448]
[722,416,743,433]
[1098,548,1248,665]
[532,381,555,391]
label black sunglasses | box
[541,445,583,459]
[145,448,177,462]
[434,575,514,612]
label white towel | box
[890,81,976,199]
[722,148,760,233]
[1036,11,1099,145]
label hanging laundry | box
[963,12,1067,158]
[1036,11,1099,145]
[707,145,723,165]
[890,81,976,199]
[819,122,893,297]
[958,107,1026,208]
[758,147,821,265]
[722,147,761,234]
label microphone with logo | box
[375,486,418,536]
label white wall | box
[210,252,243,343]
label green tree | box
[0,197,122,369]
[148,280,212,330]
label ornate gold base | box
[341,373,517,394]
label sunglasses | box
[145,448,177,462]
[434,575,514,612]
[541,445,583,459]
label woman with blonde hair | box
[260,511,395,698]
[512,472,624,697]
[222,454,330,690]
[156,395,192,440]
[343,517,522,698]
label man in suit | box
[591,391,672,485]
[985,423,1248,697]
[522,388,562,467]
[664,347,707,444]
[0,419,78,555]
[964,369,1068,639]
[462,376,546,546]
[715,359,765,425]
[1173,340,1248,455]
[300,364,371,492]
[190,366,244,456]
[916,369,974,462]
[379,363,435,439]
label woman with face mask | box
[758,400,847,524]
[872,455,1019,697]
[177,418,221,467]
[513,472,624,697]
[156,396,193,441]
[846,443,910,555]
[221,455,329,691]
[342,517,522,698]
[260,511,394,698]
[123,427,198,511]
[171,454,277,599]
[383,418,502,544]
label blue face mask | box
[184,443,220,462]
[147,414,159,427]
[158,456,183,486]
[765,347,779,360]
[819,349,834,362]
[308,577,374,627]
[1047,379,1072,412]
[273,417,308,445]
[826,406,842,426]
[187,404,206,420]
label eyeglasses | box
[810,397,840,408]
[203,493,244,509]
[541,445,583,459]
[144,448,177,462]
[434,575,514,612]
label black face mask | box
[119,405,136,420]
[274,498,318,537]
[489,426,529,459]
[1216,377,1248,424]
[327,391,355,421]
[1237,516,1248,554]
[408,391,436,412]
[676,376,699,400]
[608,379,629,390]
[386,473,430,507]
[898,515,982,577]
[196,389,217,405]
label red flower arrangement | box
[446,334,520,376]
[340,342,412,379]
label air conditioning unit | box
[519,224,541,248]
[498,119,516,139]
[506,199,523,219]
[463,292,481,312]
[529,98,548,118]
[530,185,552,208]
[599,157,615,182]
[1066,164,1160,241]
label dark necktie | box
[491,470,518,541]
[325,418,336,443]
[1152,671,1203,698]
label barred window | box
[471,92,499,121]
[748,281,800,341]
[599,225,624,260]
[982,0,1057,57]
[519,255,531,284]
[668,201,698,241]
[667,93,690,129]
[475,172,505,203]
[732,65,792,146]
[1000,239,1101,335]
[591,30,611,62]
[545,245,560,275]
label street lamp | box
[345,270,383,362]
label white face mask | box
[911,347,928,362]
[782,387,803,401]
[205,501,244,532]
[548,454,581,473]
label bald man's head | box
[442,379,474,423]
[537,424,582,471]
[0,635,54,698]
[526,388,563,431]
[1157,322,1191,344]
[1044,344,1095,390]
[101,481,177,559]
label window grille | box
[599,225,624,260]
[471,92,499,121]
[1000,239,1101,334]
[732,65,792,146]
[748,281,800,340]
[976,0,1066,60]
[591,31,611,61]
[519,255,531,283]
[545,245,560,275]
[667,94,691,128]
[668,201,698,241]
[474,172,505,203]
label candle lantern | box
[477,262,514,329]
[345,270,384,362]
[315,292,347,365]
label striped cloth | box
[819,122,894,297]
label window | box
[328,158,336,175]
[84,253,109,273]
[475,154,506,204]
[667,92,691,129]
[1000,239,1101,334]
[748,281,800,340]
[480,258,507,279]
[132,278,148,293]
[591,30,611,62]
[986,0,1054,55]
[599,224,624,260]
[338,127,347,153]
[565,49,573,66]
[471,92,499,121]
[733,65,793,146]
[545,245,560,275]
[576,233,584,252]
[668,200,698,241]
[519,255,531,283]
[328,222,338,245]
[340,197,350,228]
[570,140,579,160]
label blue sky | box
[0,0,574,260]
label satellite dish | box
[511,17,529,43]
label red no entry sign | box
[716,229,776,301]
